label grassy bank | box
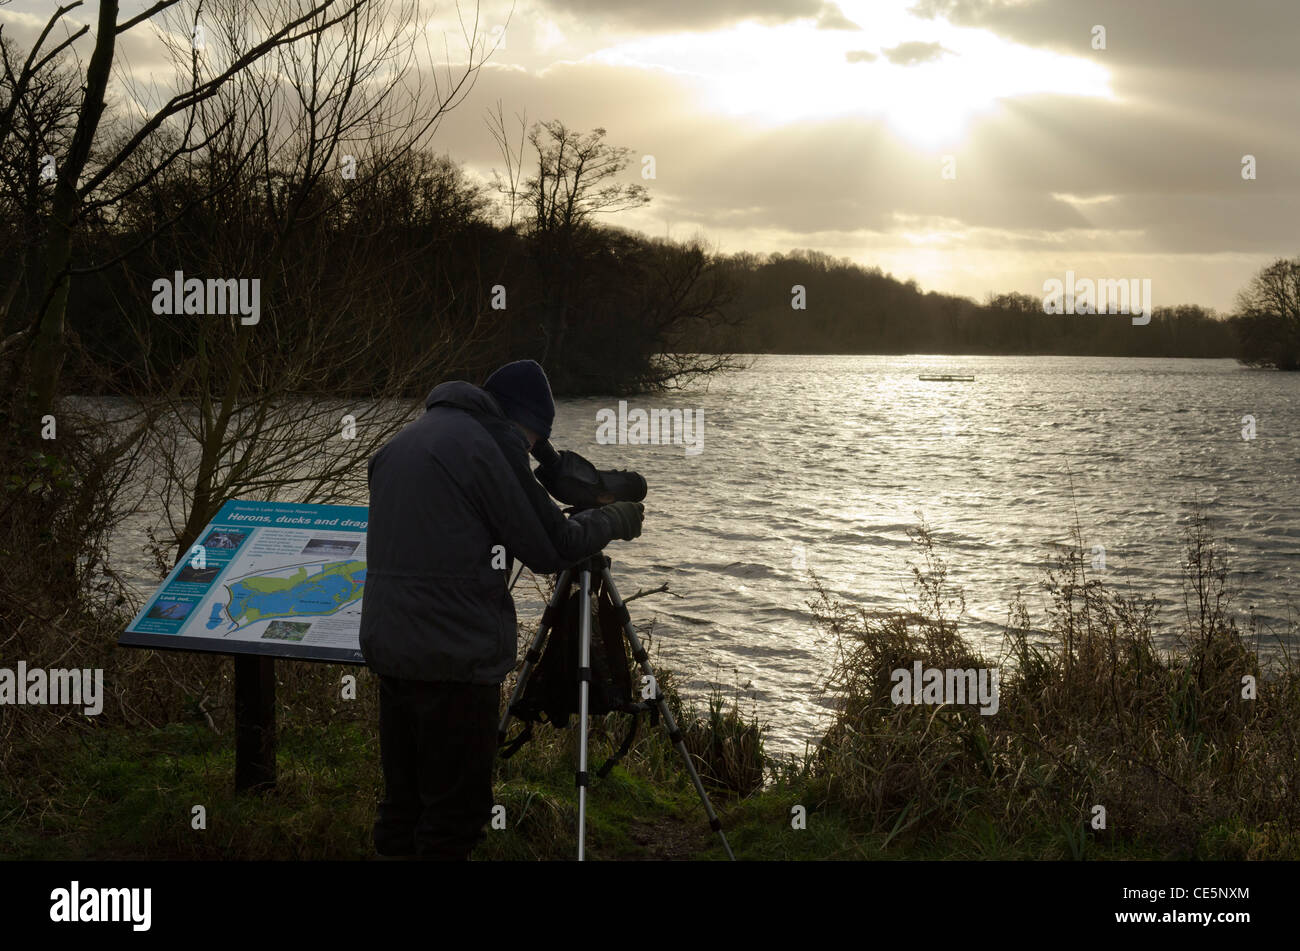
[3,514,1298,860]
[796,517,1300,860]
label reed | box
[804,513,1300,859]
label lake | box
[110,355,1300,758]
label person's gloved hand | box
[602,501,645,540]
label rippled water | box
[111,356,1300,758]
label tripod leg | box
[601,566,738,861]
[498,568,571,742]
[576,568,593,861]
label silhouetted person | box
[360,359,644,859]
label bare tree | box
[484,98,527,230]
[492,118,649,371]
[6,0,399,422]
[521,119,650,236]
[0,35,80,336]
[486,114,739,391]
[1,0,495,570]
[1236,258,1300,327]
[1234,256,1300,370]
[93,0,495,555]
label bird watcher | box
[359,359,645,860]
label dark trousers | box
[374,676,500,860]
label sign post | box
[120,500,369,792]
[234,656,277,791]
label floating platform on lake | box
[918,374,975,381]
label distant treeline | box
[707,250,1239,359]
[5,143,1291,401]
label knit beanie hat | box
[483,359,555,440]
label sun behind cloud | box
[587,1,1112,148]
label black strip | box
[709,818,722,832]
[575,770,588,787]
[615,605,631,626]
[578,666,591,682]
[632,648,648,662]
[525,648,542,663]
[669,729,683,744]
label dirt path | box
[627,816,709,860]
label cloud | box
[880,40,954,65]
[816,3,861,30]
[422,50,1297,308]
[536,0,826,32]
[910,0,1299,73]
[7,0,1292,310]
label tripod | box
[498,553,736,861]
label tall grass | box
[803,513,1300,858]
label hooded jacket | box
[359,381,621,684]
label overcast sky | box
[5,0,1298,310]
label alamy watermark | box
[595,400,704,456]
[1042,270,1151,325]
[0,662,103,715]
[50,882,150,931]
[151,270,260,325]
[890,662,1000,715]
